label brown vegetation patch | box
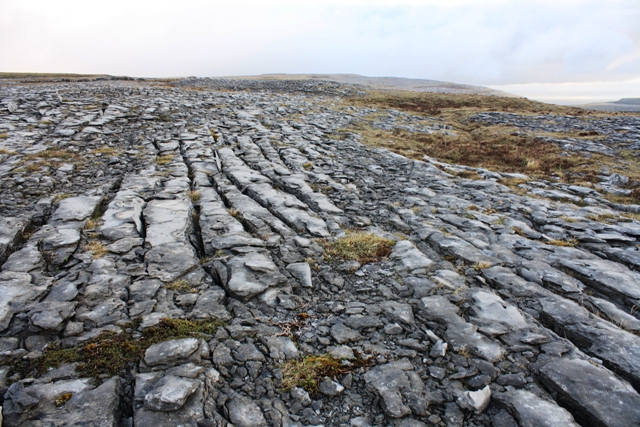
[352,90,584,116]
[85,240,107,258]
[156,154,174,165]
[320,231,396,265]
[4,318,224,383]
[337,91,640,205]
[280,353,373,392]
[24,149,80,161]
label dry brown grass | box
[188,190,201,203]
[24,149,80,161]
[320,231,396,265]
[586,213,617,222]
[620,212,640,222]
[511,227,527,236]
[348,121,586,180]
[279,353,373,392]
[339,90,640,205]
[94,146,120,156]
[0,133,8,140]
[454,169,482,180]
[84,219,99,230]
[156,154,174,165]
[604,189,640,206]
[474,261,493,270]
[85,241,107,258]
[166,279,196,293]
[547,238,578,247]
[352,90,583,116]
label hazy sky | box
[2,0,639,104]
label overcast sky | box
[2,0,639,104]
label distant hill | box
[577,98,640,112]
[222,73,515,97]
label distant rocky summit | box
[0,75,639,427]
[578,97,640,112]
[219,73,514,97]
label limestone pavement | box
[0,78,639,426]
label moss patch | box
[5,318,224,383]
[279,353,373,392]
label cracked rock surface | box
[1,78,640,426]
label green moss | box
[4,318,224,383]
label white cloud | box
[1,0,639,103]
[490,77,640,105]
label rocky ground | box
[0,78,639,427]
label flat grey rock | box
[3,77,640,427]
[390,240,434,272]
[286,262,313,288]
[540,358,640,427]
[144,338,202,367]
[0,217,28,263]
[226,396,267,427]
[494,389,579,427]
[223,252,284,298]
[331,322,363,344]
[51,195,102,223]
[144,375,200,411]
[364,364,412,418]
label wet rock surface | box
[1,78,640,426]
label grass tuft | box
[166,279,196,293]
[302,162,313,170]
[156,154,174,165]
[188,190,201,203]
[84,219,99,230]
[85,240,107,258]
[320,231,396,265]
